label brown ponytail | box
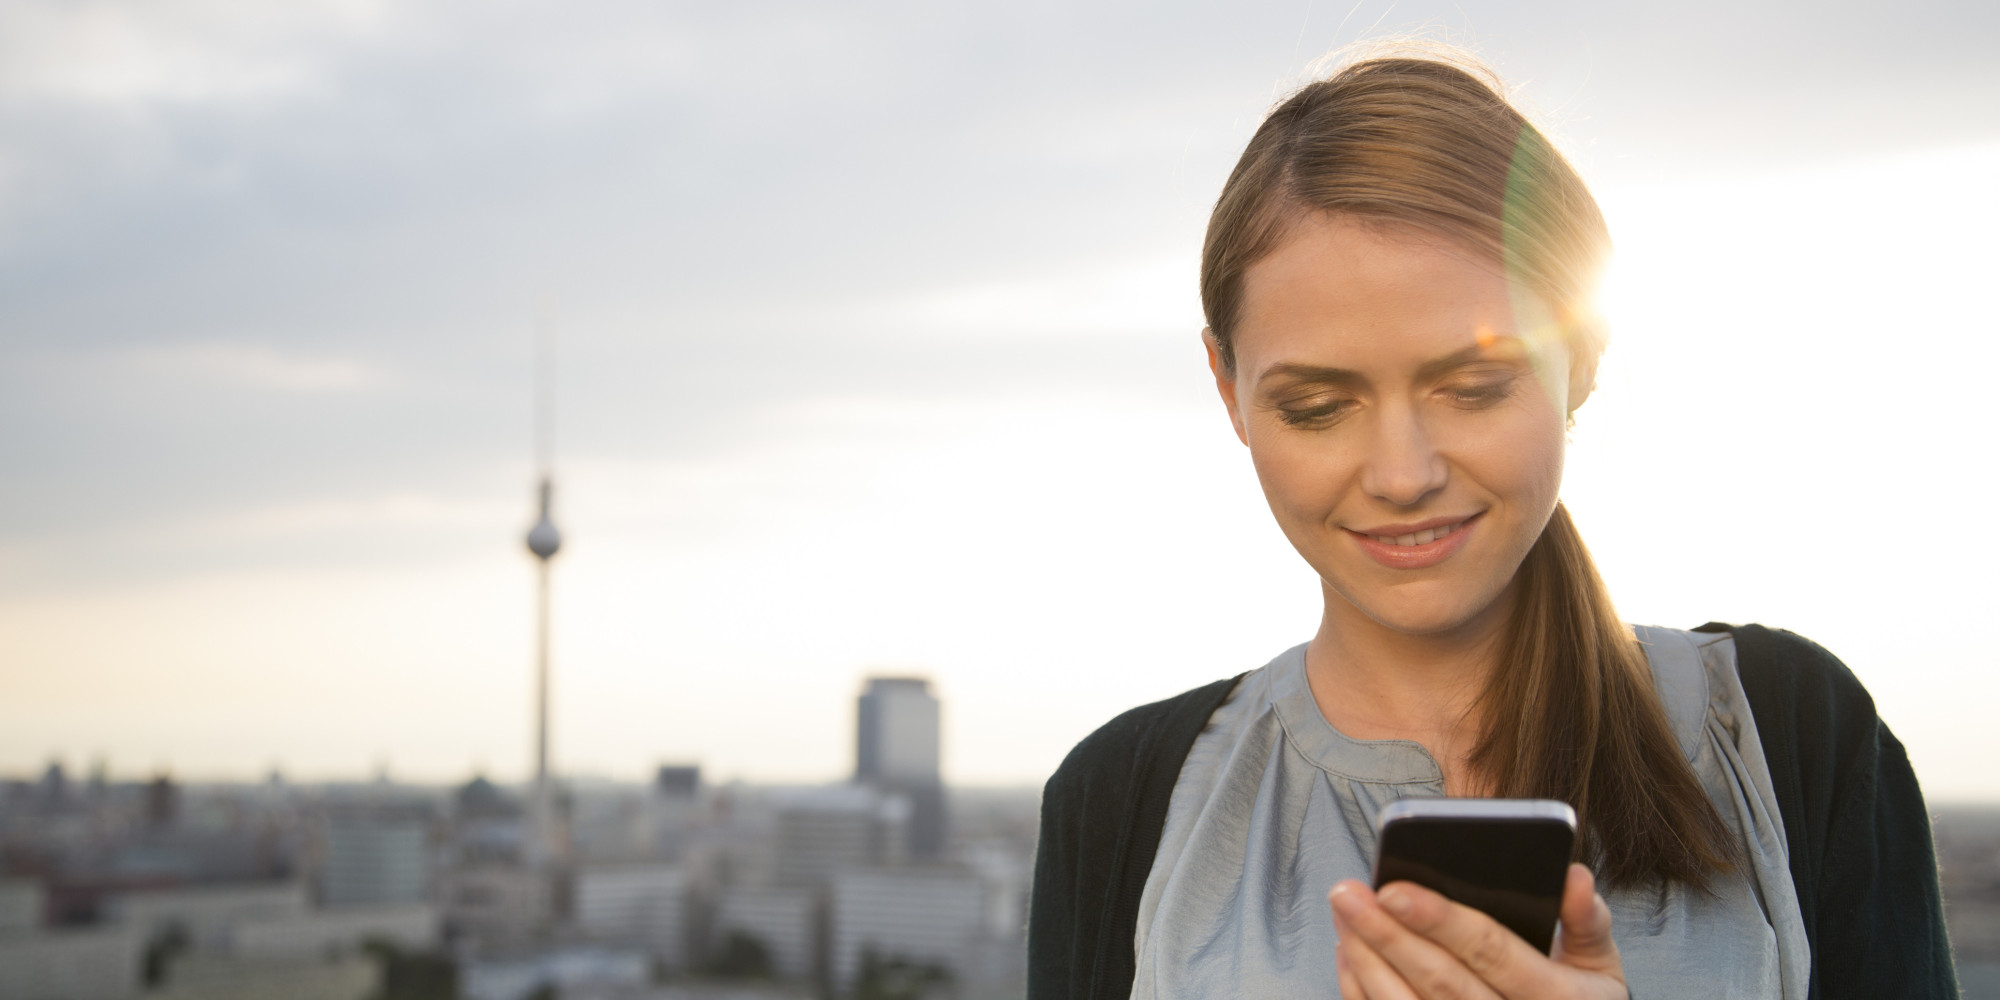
[1480,503,1737,887]
[1201,50,1735,889]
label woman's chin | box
[1335,588,1505,640]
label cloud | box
[910,259,1200,339]
[3,0,1997,599]
[0,0,394,107]
[117,342,393,392]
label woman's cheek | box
[1251,438,1352,546]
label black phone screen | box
[1372,816,1574,954]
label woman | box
[1027,53,1957,1000]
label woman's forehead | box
[1233,216,1533,377]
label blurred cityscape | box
[6,727,2000,998]
[1939,807,2000,998]
[0,675,1039,1000]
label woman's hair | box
[1201,52,1737,889]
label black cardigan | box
[1027,624,1958,999]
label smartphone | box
[1370,797,1577,954]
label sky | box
[2,0,1997,797]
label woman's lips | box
[1347,513,1480,570]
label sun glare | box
[1572,142,2000,799]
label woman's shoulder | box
[1044,674,1245,799]
[1683,622,1898,874]
[1688,622,1880,737]
[1691,625,1957,998]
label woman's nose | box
[1359,406,1448,507]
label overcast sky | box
[3,0,1997,796]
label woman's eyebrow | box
[1255,337,1523,392]
[1255,362,1366,392]
[1414,337,1522,381]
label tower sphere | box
[527,516,561,560]
[526,478,562,561]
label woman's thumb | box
[1552,863,1621,971]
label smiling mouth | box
[1346,514,1480,570]
[1366,522,1466,547]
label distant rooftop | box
[862,677,931,694]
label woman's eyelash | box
[1445,378,1516,404]
[1275,400,1353,426]
[1270,375,1516,425]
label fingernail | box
[1329,882,1361,914]
[1378,885,1411,916]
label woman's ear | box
[1204,327,1250,446]
[1564,322,1604,415]
[1567,342,1601,415]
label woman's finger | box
[1365,879,1549,998]
[1332,881,1500,1000]
[1338,928,1425,1000]
[1338,940,1369,999]
[1334,899,1379,999]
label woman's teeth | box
[1372,522,1460,546]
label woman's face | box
[1209,214,1589,639]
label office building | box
[715,887,816,980]
[0,879,41,935]
[855,679,938,786]
[151,952,379,1000]
[107,882,310,952]
[0,926,143,1000]
[828,866,983,993]
[320,814,430,906]
[573,863,690,966]
[854,677,946,858]
[230,904,437,958]
[649,764,702,860]
[772,786,907,890]
[444,865,545,949]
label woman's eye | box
[1443,377,1516,407]
[1276,399,1354,427]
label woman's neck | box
[1303,585,1512,796]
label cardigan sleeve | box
[1028,675,1244,1000]
[1029,741,1106,1000]
[1707,623,1958,1000]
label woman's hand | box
[1329,863,1628,1000]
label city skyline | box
[0,712,1042,999]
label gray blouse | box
[1131,625,1811,1000]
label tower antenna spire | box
[523,310,562,927]
[534,311,555,478]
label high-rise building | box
[855,678,938,786]
[649,765,702,861]
[0,879,41,935]
[573,863,690,967]
[320,812,430,907]
[145,773,179,828]
[108,882,309,952]
[654,766,700,797]
[854,677,946,857]
[828,866,983,993]
[714,887,816,980]
[772,786,907,890]
[0,926,143,1000]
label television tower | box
[524,319,561,891]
